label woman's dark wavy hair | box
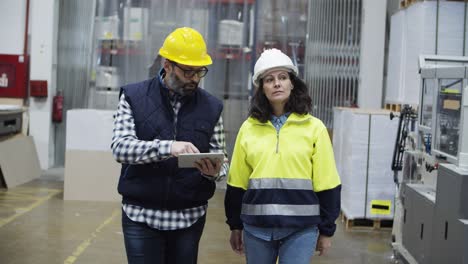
[249,72,312,123]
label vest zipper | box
[167,110,177,207]
[173,107,177,140]
[164,175,170,208]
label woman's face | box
[261,69,293,106]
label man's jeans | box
[122,211,206,264]
[243,225,319,264]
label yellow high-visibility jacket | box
[226,113,341,236]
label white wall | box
[0,0,59,169]
[29,0,59,169]
[0,0,27,55]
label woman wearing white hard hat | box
[225,48,342,264]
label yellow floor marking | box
[0,203,17,208]
[0,189,62,228]
[64,208,120,264]
[0,187,62,192]
[0,187,62,199]
[0,195,41,200]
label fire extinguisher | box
[52,90,63,123]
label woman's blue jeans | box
[122,211,206,264]
[243,226,319,264]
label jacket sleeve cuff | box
[316,184,341,237]
[318,222,336,237]
[224,184,245,231]
[227,222,244,231]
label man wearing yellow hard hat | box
[111,27,228,264]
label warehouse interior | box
[1,0,468,263]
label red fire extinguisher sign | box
[52,91,63,123]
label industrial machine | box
[391,55,468,264]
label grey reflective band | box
[241,204,320,216]
[248,178,313,190]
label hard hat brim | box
[253,65,298,87]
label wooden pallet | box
[400,0,418,8]
[400,0,466,9]
[384,103,418,113]
[385,103,402,112]
[341,212,393,230]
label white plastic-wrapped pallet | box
[385,1,466,105]
[333,107,398,220]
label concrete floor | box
[0,169,396,264]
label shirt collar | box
[271,112,290,127]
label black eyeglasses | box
[171,62,208,78]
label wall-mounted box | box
[0,54,29,98]
[30,80,48,97]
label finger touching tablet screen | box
[177,153,224,168]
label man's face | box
[164,61,208,97]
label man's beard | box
[166,72,199,97]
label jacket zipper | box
[256,116,312,154]
[276,130,279,153]
[255,122,281,154]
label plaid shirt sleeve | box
[111,94,173,164]
[206,116,229,182]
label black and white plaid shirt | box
[112,77,228,230]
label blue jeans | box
[122,211,206,264]
[243,226,319,264]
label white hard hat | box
[252,48,298,87]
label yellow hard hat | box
[159,27,212,66]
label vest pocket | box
[193,120,212,146]
[173,170,215,201]
[121,164,151,181]
[122,164,132,179]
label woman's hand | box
[230,229,244,255]
[316,234,332,256]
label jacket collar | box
[248,112,312,125]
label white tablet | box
[177,153,224,168]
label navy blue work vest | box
[117,77,223,210]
